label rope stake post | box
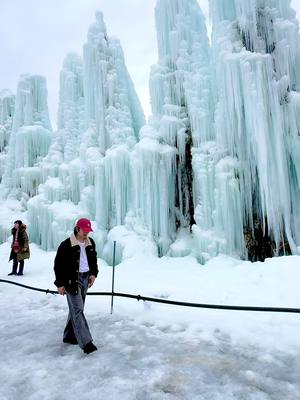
[110,240,116,315]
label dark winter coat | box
[9,224,30,262]
[54,234,99,294]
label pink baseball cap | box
[76,218,93,233]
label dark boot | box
[83,342,97,354]
[63,338,78,345]
[8,260,18,276]
[17,261,24,276]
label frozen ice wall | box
[83,12,145,232]
[131,0,213,255]
[56,53,84,163]
[83,11,145,152]
[28,53,87,250]
[1,74,52,196]
[208,0,300,257]
[28,12,145,251]
[2,1,300,263]
[43,53,84,170]
[0,90,15,181]
[133,0,300,261]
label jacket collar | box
[12,224,26,234]
[70,233,92,247]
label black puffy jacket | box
[54,234,99,294]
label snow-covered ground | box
[1,241,300,400]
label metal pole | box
[110,241,116,314]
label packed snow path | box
[1,291,300,400]
[1,243,300,399]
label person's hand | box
[58,286,66,295]
[88,275,96,288]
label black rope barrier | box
[0,279,57,295]
[1,278,300,314]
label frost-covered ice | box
[0,242,300,399]
[0,90,15,180]
[2,0,300,263]
[23,12,146,254]
[1,74,52,194]
[207,0,300,259]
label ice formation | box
[207,0,300,259]
[1,74,52,197]
[131,0,213,256]
[1,1,300,263]
[0,90,15,180]
[26,12,145,252]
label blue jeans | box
[64,272,93,348]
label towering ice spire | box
[83,11,145,153]
[3,0,300,264]
[0,90,15,180]
[84,12,145,231]
[208,0,300,257]
[45,53,84,166]
[152,0,212,144]
[11,74,51,132]
[1,74,52,195]
[28,12,145,251]
[132,0,212,254]
[57,53,85,135]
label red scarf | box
[12,229,20,252]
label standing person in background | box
[8,220,30,276]
[54,218,99,355]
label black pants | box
[11,254,24,274]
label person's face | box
[14,223,19,229]
[77,228,88,240]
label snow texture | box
[0,242,300,399]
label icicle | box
[1,74,52,194]
[0,90,15,181]
[25,13,145,251]
[134,0,213,255]
[209,0,300,257]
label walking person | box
[8,220,30,276]
[54,218,99,354]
